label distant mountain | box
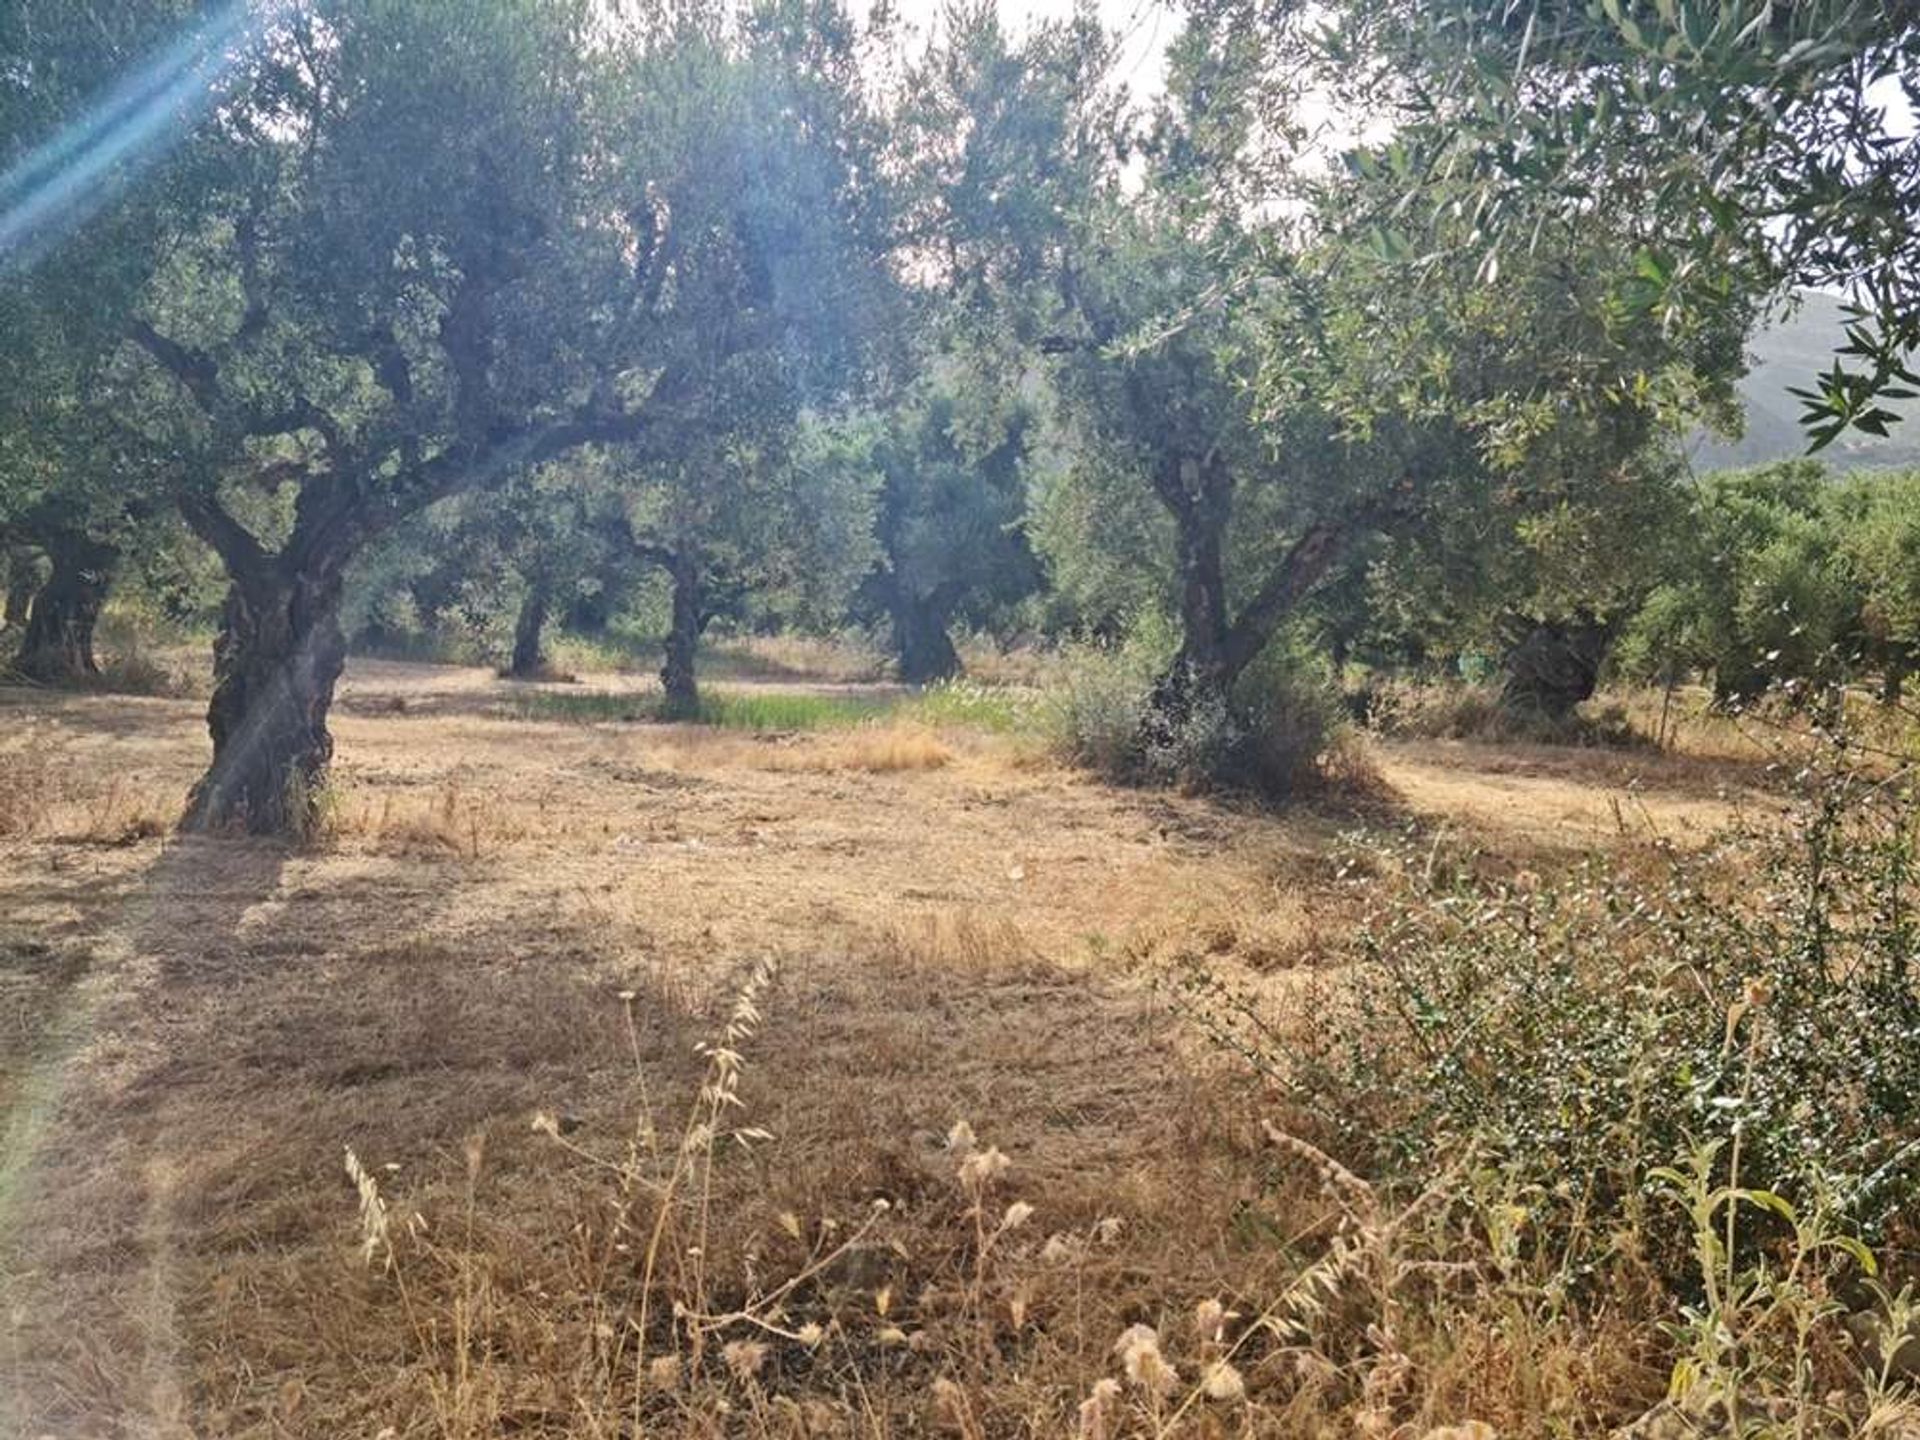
[1687,290,1920,474]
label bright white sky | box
[1868,75,1916,138]
[873,2,1915,144]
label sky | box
[872,0,1915,141]
[1868,75,1916,138]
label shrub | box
[1050,624,1355,800]
[1187,714,1920,1287]
[1353,674,1645,748]
[1047,633,1164,779]
[1226,644,1353,797]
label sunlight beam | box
[0,2,255,274]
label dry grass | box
[0,661,1884,1437]
[763,722,956,774]
[871,907,1037,973]
[1602,682,1920,767]
[319,780,539,855]
[709,631,891,684]
[951,636,1072,690]
[0,721,176,844]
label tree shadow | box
[0,826,711,1437]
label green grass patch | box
[894,678,1044,734]
[504,689,655,724]
[505,676,1049,735]
[502,685,893,731]
[695,689,893,730]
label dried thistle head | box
[1041,1232,1083,1264]
[1113,1324,1178,1395]
[722,1339,768,1384]
[1201,1360,1246,1403]
[1078,1378,1122,1440]
[1194,1297,1239,1346]
[958,1145,1010,1192]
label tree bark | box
[181,563,347,835]
[660,551,702,720]
[12,532,117,683]
[1141,452,1348,741]
[1137,456,1236,742]
[1881,656,1909,706]
[4,547,41,629]
[507,579,550,679]
[893,586,961,685]
[1499,616,1611,720]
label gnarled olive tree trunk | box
[660,550,703,720]
[1140,454,1348,746]
[1498,616,1612,721]
[892,585,961,685]
[507,578,550,679]
[182,562,347,835]
[12,532,117,683]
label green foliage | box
[1191,720,1920,1287]
[1618,462,1920,700]
[1832,467,1920,690]
[818,377,1043,674]
[1047,614,1348,798]
[1298,0,1920,447]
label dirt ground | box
[0,660,1770,1437]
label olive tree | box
[102,0,882,831]
[0,0,209,681]
[1295,0,1920,447]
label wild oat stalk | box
[624,955,778,1427]
[344,1145,393,1271]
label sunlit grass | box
[704,677,1048,735]
[503,674,1054,736]
[503,686,893,731]
[895,677,1043,734]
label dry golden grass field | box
[0,660,1802,1438]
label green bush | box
[1046,620,1171,779]
[1186,715,1920,1282]
[1049,619,1354,799]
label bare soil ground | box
[0,661,1772,1437]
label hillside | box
[1689,290,1920,472]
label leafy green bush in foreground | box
[1183,712,1920,1425]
